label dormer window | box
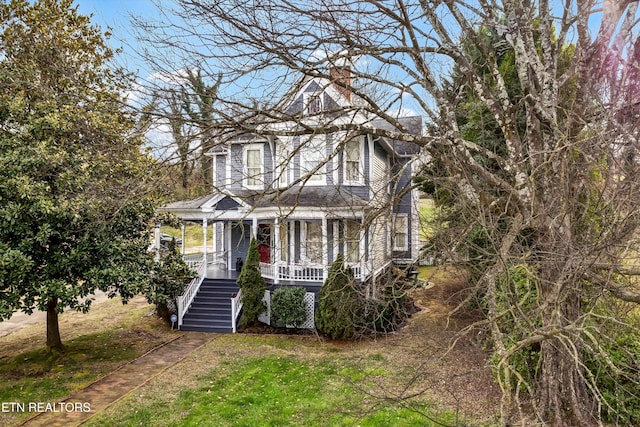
[305,93,323,115]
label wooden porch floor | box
[206,264,240,280]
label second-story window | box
[244,144,263,189]
[301,135,325,184]
[344,138,363,184]
[275,139,289,187]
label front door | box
[257,224,271,263]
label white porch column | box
[154,223,161,261]
[274,218,281,284]
[202,218,208,263]
[180,222,186,256]
[359,218,367,281]
[322,215,328,280]
[227,222,233,271]
[289,221,294,263]
[252,217,258,240]
[212,222,218,254]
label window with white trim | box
[393,215,408,251]
[344,138,363,184]
[344,220,360,263]
[301,136,325,184]
[304,92,323,115]
[243,144,263,189]
[275,139,289,187]
[304,221,322,263]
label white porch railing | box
[182,251,228,270]
[177,259,206,329]
[207,250,228,266]
[347,262,366,280]
[259,261,370,282]
[230,289,243,333]
[182,253,205,270]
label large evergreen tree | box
[0,0,161,351]
[236,237,267,327]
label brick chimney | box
[329,66,352,102]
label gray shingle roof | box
[162,194,215,210]
[254,186,368,208]
[161,186,368,212]
[371,116,422,156]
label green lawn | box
[86,348,456,427]
[0,331,139,407]
[0,305,173,427]
[162,223,207,251]
[419,198,437,241]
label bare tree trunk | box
[181,160,190,190]
[538,293,594,426]
[200,147,212,189]
[46,297,64,352]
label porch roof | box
[161,187,368,214]
[253,186,368,208]
[162,194,216,210]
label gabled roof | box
[162,193,214,210]
[284,75,350,111]
[161,193,246,212]
[371,116,422,156]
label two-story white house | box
[161,67,422,332]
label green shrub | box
[493,264,542,387]
[237,238,267,327]
[365,273,412,333]
[145,238,195,322]
[271,287,307,328]
[316,254,361,339]
[317,257,415,339]
[585,309,640,424]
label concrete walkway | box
[19,332,217,427]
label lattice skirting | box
[258,290,315,329]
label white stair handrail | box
[177,258,206,328]
[231,289,243,333]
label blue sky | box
[75,0,158,77]
[75,0,153,35]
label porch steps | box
[180,279,239,333]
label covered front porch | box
[158,193,373,284]
[174,218,371,283]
